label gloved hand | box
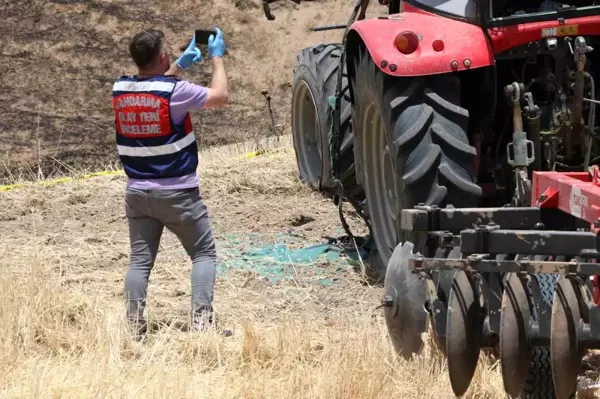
[208,27,227,58]
[176,35,202,70]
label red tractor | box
[263,0,600,397]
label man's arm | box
[203,56,228,109]
[167,27,228,115]
[168,56,228,114]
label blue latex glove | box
[208,27,227,58]
[176,35,202,70]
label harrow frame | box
[394,168,600,398]
[404,170,600,275]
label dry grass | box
[0,137,512,398]
[3,2,600,397]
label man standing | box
[112,28,228,340]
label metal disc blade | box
[551,277,583,399]
[429,247,460,355]
[383,241,429,359]
[430,269,454,355]
[500,273,532,397]
[447,270,482,397]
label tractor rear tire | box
[504,255,571,398]
[291,43,362,199]
[521,266,573,399]
[350,46,482,271]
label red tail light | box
[432,40,444,52]
[395,31,419,55]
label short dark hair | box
[128,29,165,69]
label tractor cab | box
[401,0,600,22]
[399,0,478,20]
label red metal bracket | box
[531,168,600,305]
[531,168,600,232]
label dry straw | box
[0,134,519,398]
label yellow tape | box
[238,148,281,159]
[0,147,285,192]
[0,183,25,192]
[0,170,123,192]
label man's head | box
[128,29,171,74]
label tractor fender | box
[346,5,495,77]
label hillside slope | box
[1,0,369,183]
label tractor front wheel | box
[291,43,362,198]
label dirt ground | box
[0,136,518,398]
[1,0,383,183]
[5,1,600,397]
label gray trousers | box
[123,187,217,323]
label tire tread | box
[350,44,480,267]
[521,273,560,398]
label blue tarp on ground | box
[215,233,366,285]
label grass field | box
[0,136,516,398]
[6,1,600,397]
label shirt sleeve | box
[169,80,209,124]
